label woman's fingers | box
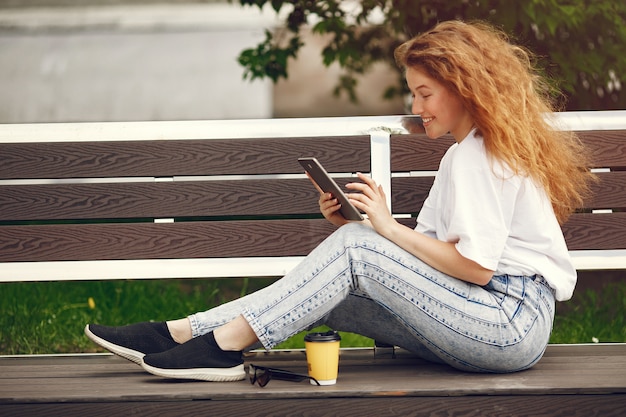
[346,173,381,199]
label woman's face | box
[406,67,474,143]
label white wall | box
[0,4,276,123]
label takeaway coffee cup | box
[304,330,341,385]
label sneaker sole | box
[141,362,246,382]
[84,324,144,365]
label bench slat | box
[390,134,454,171]
[398,211,626,250]
[0,136,371,179]
[0,219,336,262]
[390,130,626,171]
[579,130,626,168]
[587,171,626,209]
[391,176,433,214]
[1,178,358,222]
[562,212,626,250]
[392,172,626,212]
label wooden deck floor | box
[2,344,625,416]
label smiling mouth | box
[421,116,434,124]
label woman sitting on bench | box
[85,20,594,381]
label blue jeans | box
[189,223,556,373]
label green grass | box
[551,281,626,343]
[0,278,372,355]
[1,278,624,355]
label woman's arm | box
[347,173,494,286]
[379,222,494,286]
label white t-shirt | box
[415,129,576,301]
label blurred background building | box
[0,0,404,123]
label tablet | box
[298,157,364,221]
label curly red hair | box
[395,20,594,224]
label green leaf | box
[235,0,626,110]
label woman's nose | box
[411,99,421,115]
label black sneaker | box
[141,332,245,382]
[85,322,179,365]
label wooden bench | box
[1,111,625,416]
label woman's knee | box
[332,222,377,246]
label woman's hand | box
[306,172,350,227]
[347,174,494,285]
[346,173,396,235]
